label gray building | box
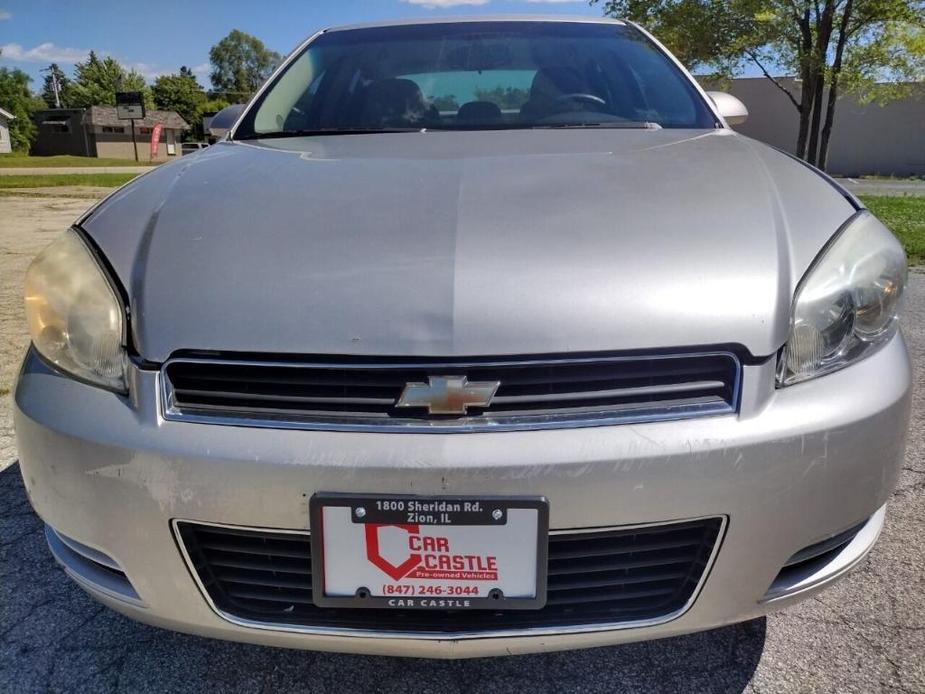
[32,106,188,161]
[0,106,14,154]
[712,77,925,177]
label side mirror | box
[208,104,246,139]
[706,91,748,125]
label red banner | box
[149,123,163,158]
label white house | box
[0,107,14,154]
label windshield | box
[233,21,718,139]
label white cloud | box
[403,0,489,8]
[0,10,11,20]
[0,42,91,63]
[523,0,586,3]
[127,62,170,80]
[132,62,210,82]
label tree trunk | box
[796,70,813,158]
[805,68,827,165]
[818,0,854,171]
[805,0,836,165]
[818,78,840,172]
[795,9,814,159]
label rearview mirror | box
[445,41,513,71]
[208,104,246,139]
[706,91,748,125]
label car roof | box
[324,15,627,34]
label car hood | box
[82,130,856,362]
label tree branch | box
[747,52,803,111]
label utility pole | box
[40,66,62,108]
[130,119,138,162]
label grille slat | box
[177,372,410,389]
[545,586,677,606]
[170,401,394,419]
[547,538,702,561]
[491,380,726,405]
[547,555,699,575]
[547,569,687,591]
[196,541,312,559]
[476,364,723,388]
[191,525,305,546]
[163,353,739,431]
[216,570,315,589]
[177,517,722,633]
[207,557,313,574]
[224,586,317,605]
[174,388,397,406]
[550,523,706,542]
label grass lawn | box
[860,195,925,266]
[0,173,139,188]
[0,154,156,168]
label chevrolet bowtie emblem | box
[396,375,500,415]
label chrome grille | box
[162,352,739,432]
[175,517,724,634]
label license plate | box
[310,494,548,610]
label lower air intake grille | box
[162,352,740,432]
[176,517,723,633]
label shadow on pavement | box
[1,464,766,693]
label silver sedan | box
[14,16,910,658]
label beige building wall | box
[0,118,11,154]
[716,78,925,176]
[92,125,181,162]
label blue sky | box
[0,0,610,88]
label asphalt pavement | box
[836,178,925,197]
[0,196,922,693]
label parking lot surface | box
[1,195,922,693]
[837,178,925,197]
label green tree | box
[209,30,281,101]
[0,65,39,151]
[40,63,70,108]
[152,67,206,127]
[66,51,152,109]
[430,94,460,111]
[199,97,231,114]
[474,86,531,110]
[594,0,925,170]
[189,97,230,140]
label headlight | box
[778,211,906,386]
[24,229,127,392]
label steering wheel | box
[554,93,607,108]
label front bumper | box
[13,335,912,658]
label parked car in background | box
[15,16,910,659]
[181,142,209,155]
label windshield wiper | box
[530,121,662,130]
[236,122,663,140]
[235,127,424,140]
[419,122,661,132]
